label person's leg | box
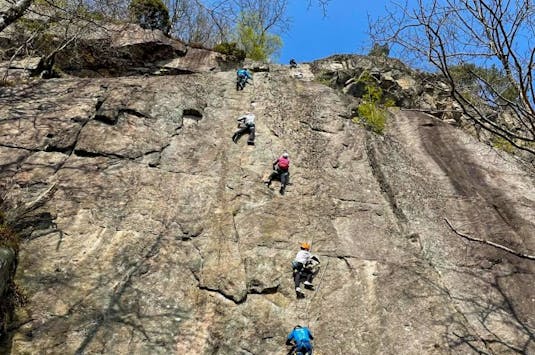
[305,341,313,355]
[294,270,302,288]
[293,262,303,288]
[247,126,255,144]
[265,170,279,187]
[233,126,248,142]
[296,342,311,355]
[280,172,288,194]
[304,270,314,284]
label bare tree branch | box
[444,218,535,260]
[371,0,535,157]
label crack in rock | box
[365,135,408,223]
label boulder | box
[7,57,43,71]
[158,47,237,73]
[51,24,189,76]
[311,54,451,110]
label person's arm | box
[286,332,294,345]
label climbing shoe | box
[279,188,285,195]
[304,281,314,289]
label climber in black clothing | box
[289,59,297,68]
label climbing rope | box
[294,232,328,327]
[302,257,329,325]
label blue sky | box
[279,0,389,64]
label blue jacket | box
[237,69,252,79]
[287,326,313,346]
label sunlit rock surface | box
[0,62,534,354]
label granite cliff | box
[0,45,534,354]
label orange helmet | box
[300,242,311,251]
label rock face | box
[0,23,237,78]
[311,54,460,117]
[0,61,534,354]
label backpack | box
[277,157,289,170]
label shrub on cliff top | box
[353,71,395,135]
[213,42,246,61]
[128,0,170,34]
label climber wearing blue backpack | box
[286,325,314,355]
[236,68,252,90]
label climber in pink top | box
[265,152,290,195]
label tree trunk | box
[0,0,33,33]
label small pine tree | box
[128,0,170,33]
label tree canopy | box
[129,0,171,33]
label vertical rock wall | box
[0,64,533,354]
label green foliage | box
[314,75,332,86]
[128,0,170,33]
[491,136,515,154]
[213,42,246,61]
[354,103,386,134]
[352,71,392,134]
[368,42,389,57]
[449,63,519,103]
[237,12,282,62]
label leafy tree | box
[128,0,171,33]
[237,12,282,61]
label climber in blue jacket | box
[236,68,252,90]
[286,325,314,355]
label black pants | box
[292,262,314,288]
[268,169,289,187]
[237,77,247,90]
[232,124,255,144]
